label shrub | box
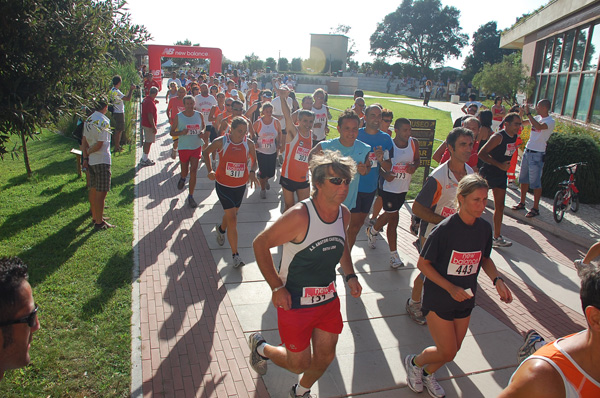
[542,132,600,204]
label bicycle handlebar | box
[553,162,587,172]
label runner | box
[165,82,178,104]
[311,89,331,147]
[366,118,419,268]
[203,117,258,268]
[346,105,393,250]
[405,174,512,398]
[252,102,282,199]
[478,112,521,248]
[249,150,362,398]
[194,83,218,143]
[276,87,313,211]
[166,86,187,159]
[407,127,475,325]
[367,109,395,226]
[171,95,209,208]
[292,95,314,125]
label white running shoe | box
[406,299,427,325]
[215,224,225,246]
[517,329,545,364]
[492,235,512,248]
[247,332,268,375]
[366,226,377,249]
[404,354,423,393]
[170,148,177,159]
[288,385,314,398]
[390,253,405,269]
[233,253,245,268]
[423,373,446,398]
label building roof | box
[500,0,595,49]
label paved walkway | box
[132,92,596,397]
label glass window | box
[535,42,546,74]
[543,39,553,73]
[572,27,590,72]
[575,74,595,120]
[553,75,567,113]
[563,75,580,117]
[546,75,557,102]
[584,23,600,71]
[538,75,548,102]
[590,77,600,124]
[550,36,563,73]
[561,31,575,71]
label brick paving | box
[134,93,594,397]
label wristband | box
[272,285,285,293]
[493,276,504,286]
[345,273,358,282]
[250,170,256,173]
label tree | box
[0,0,149,177]
[462,22,516,83]
[278,57,289,72]
[370,0,468,74]
[330,24,357,68]
[472,53,535,103]
[265,57,277,71]
[291,58,302,72]
[245,53,264,73]
[171,39,202,68]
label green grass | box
[0,130,135,397]
[316,95,452,199]
[362,90,413,99]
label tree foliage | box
[291,58,302,72]
[0,0,149,177]
[330,24,357,67]
[462,21,516,82]
[244,53,264,73]
[277,57,289,72]
[265,57,277,71]
[472,53,535,103]
[370,0,468,74]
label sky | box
[126,0,548,70]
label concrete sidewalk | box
[132,94,592,398]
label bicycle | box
[552,162,587,223]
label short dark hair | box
[469,94,476,101]
[354,89,364,98]
[382,109,393,120]
[338,109,360,128]
[298,110,315,121]
[394,118,411,129]
[479,110,493,128]
[112,75,122,86]
[231,100,243,109]
[580,267,600,314]
[95,100,108,111]
[502,112,521,126]
[447,127,474,150]
[538,99,551,109]
[0,257,29,346]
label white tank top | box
[255,118,278,155]
[383,137,416,194]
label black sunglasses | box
[0,304,39,328]
[326,177,351,185]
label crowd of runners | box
[118,70,599,398]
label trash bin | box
[328,80,339,95]
[450,95,460,104]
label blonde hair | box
[455,174,489,209]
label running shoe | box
[170,148,177,159]
[188,195,198,208]
[410,215,420,236]
[247,332,268,375]
[177,177,186,190]
[139,158,155,166]
[233,253,245,268]
[266,181,271,190]
[215,224,225,246]
[423,373,446,398]
[404,354,423,393]
[507,181,519,190]
[517,329,545,364]
[492,235,512,248]
[406,299,427,325]
[390,253,405,269]
[288,384,314,398]
[260,189,266,199]
[366,226,377,249]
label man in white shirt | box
[108,75,135,153]
[271,87,294,160]
[512,99,555,218]
[167,71,181,88]
[194,83,218,141]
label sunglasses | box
[326,177,351,185]
[0,304,39,328]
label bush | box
[542,132,600,204]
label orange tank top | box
[216,135,250,188]
[247,89,260,104]
[281,131,312,182]
[520,332,600,398]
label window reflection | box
[563,75,580,117]
[554,75,567,113]
[543,39,553,73]
[572,27,589,72]
[561,31,575,72]
[551,36,563,73]
[575,74,594,120]
[584,23,600,70]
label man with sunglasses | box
[250,150,362,398]
[0,257,40,381]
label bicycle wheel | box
[553,190,566,223]
[571,194,580,212]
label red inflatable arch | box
[147,44,223,90]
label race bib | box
[505,142,517,157]
[294,146,310,163]
[186,124,201,135]
[392,163,408,179]
[368,152,378,168]
[300,282,336,306]
[440,206,456,218]
[260,137,275,148]
[447,250,482,276]
[225,162,245,178]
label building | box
[309,34,349,73]
[500,0,600,125]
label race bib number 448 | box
[447,250,482,276]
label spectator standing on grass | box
[108,75,135,153]
[82,99,115,230]
[140,87,159,167]
[0,257,40,382]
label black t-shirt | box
[421,213,493,313]
[480,130,518,179]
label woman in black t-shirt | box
[404,174,513,397]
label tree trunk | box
[21,132,32,178]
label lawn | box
[0,130,135,397]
